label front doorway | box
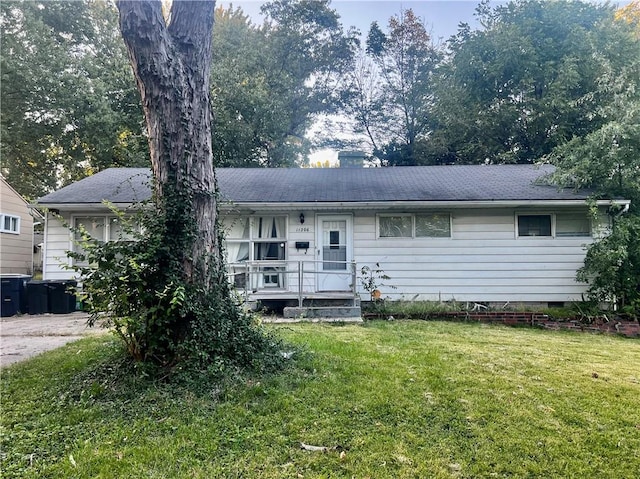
[316,215,353,291]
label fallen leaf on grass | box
[300,442,345,453]
[300,443,327,452]
[69,454,77,467]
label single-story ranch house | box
[36,164,630,312]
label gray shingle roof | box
[36,164,592,206]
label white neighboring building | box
[35,165,629,307]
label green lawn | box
[2,321,639,478]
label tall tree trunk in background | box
[118,0,218,284]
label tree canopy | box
[339,9,441,165]
[426,0,638,166]
[212,0,359,167]
[0,0,146,200]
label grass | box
[2,321,640,478]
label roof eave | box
[35,202,138,211]
[36,198,630,212]
[220,199,625,211]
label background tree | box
[211,6,269,167]
[340,9,440,165]
[211,0,359,167]
[548,5,640,311]
[427,0,636,165]
[0,0,146,200]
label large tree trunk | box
[118,0,218,283]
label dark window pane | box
[518,215,551,237]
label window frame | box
[516,212,592,239]
[377,213,452,239]
[555,213,592,238]
[516,214,553,238]
[70,214,138,265]
[223,215,288,263]
[0,213,20,234]
[378,214,413,238]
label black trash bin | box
[48,280,77,314]
[27,280,50,315]
[1,275,30,317]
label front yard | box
[2,321,639,478]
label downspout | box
[27,204,44,278]
[42,212,48,279]
[615,203,630,218]
[609,202,631,310]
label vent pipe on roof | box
[338,150,365,168]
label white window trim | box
[376,213,452,239]
[0,213,20,234]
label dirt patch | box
[0,313,108,367]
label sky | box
[221,0,491,43]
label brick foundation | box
[434,311,639,338]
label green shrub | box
[577,215,640,314]
[65,189,286,375]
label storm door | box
[316,215,352,291]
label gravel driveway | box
[0,313,108,367]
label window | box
[225,217,250,263]
[73,217,106,265]
[109,217,137,241]
[516,213,592,238]
[72,215,137,264]
[252,216,286,261]
[379,215,413,238]
[416,214,451,237]
[517,215,551,237]
[556,214,591,237]
[0,214,20,234]
[322,220,347,270]
[378,214,451,238]
[74,217,106,242]
[222,215,288,289]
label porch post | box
[351,261,357,306]
[298,261,303,308]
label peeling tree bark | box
[117,0,218,283]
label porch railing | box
[227,260,358,307]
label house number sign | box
[295,226,311,232]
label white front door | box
[316,215,353,291]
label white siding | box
[45,206,604,303]
[43,212,75,280]
[353,208,596,303]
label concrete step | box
[283,305,362,319]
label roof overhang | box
[34,203,139,213]
[219,199,628,212]
[36,198,630,214]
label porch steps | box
[283,305,362,319]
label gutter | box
[219,199,628,211]
[37,199,630,212]
[33,202,138,211]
